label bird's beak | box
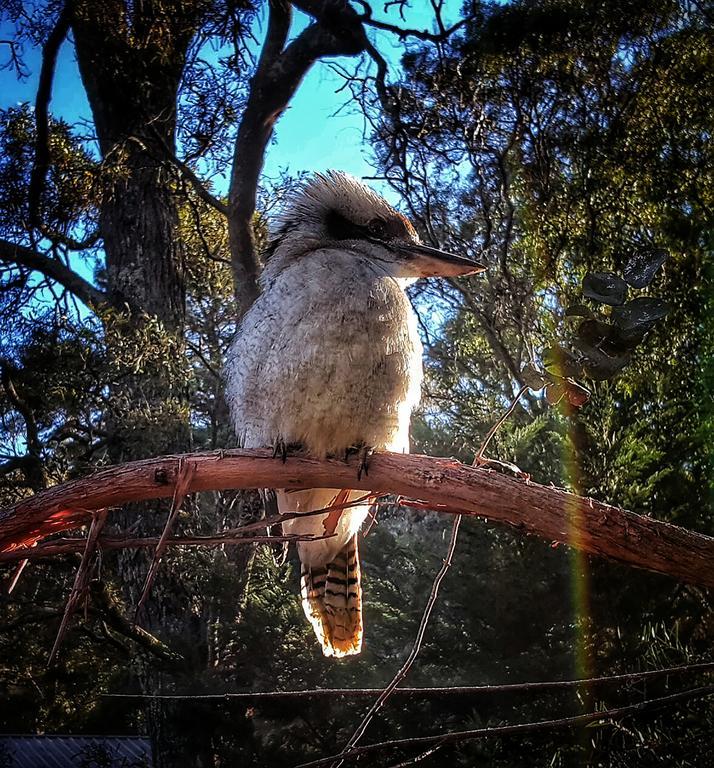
[399,242,487,277]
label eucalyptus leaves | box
[523,249,670,406]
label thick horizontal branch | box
[1,450,713,589]
[0,237,107,308]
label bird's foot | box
[473,454,530,481]
[272,439,304,463]
[345,443,375,481]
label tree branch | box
[227,0,368,313]
[37,224,102,252]
[148,125,229,216]
[356,2,470,42]
[1,360,41,458]
[227,0,292,312]
[0,238,107,308]
[28,2,72,230]
[0,359,47,492]
[0,532,336,562]
[1,450,713,590]
[88,580,184,666]
[48,508,107,665]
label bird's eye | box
[367,219,388,239]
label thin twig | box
[0,532,337,563]
[48,509,107,665]
[329,514,463,768]
[7,556,31,593]
[475,384,529,464]
[386,745,444,767]
[359,12,470,43]
[1,490,385,565]
[222,491,385,537]
[135,459,196,623]
[149,124,229,216]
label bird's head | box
[263,171,486,283]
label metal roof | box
[0,735,152,767]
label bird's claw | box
[272,439,303,463]
[272,438,288,462]
[358,446,374,481]
[345,443,375,481]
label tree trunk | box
[70,3,207,764]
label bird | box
[224,171,484,657]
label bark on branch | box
[1,450,712,590]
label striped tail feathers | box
[300,535,363,657]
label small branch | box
[135,458,196,622]
[28,2,72,229]
[358,9,470,42]
[0,237,107,308]
[89,580,184,666]
[476,385,529,462]
[149,125,229,216]
[453,282,524,385]
[1,450,713,590]
[0,38,28,77]
[296,685,714,767]
[0,532,336,563]
[333,514,462,766]
[48,509,107,666]
[1,360,42,458]
[0,456,41,480]
[0,492,378,565]
[7,554,32,593]
[37,223,101,251]
[0,360,47,491]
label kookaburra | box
[225,172,484,657]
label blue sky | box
[0,3,461,194]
